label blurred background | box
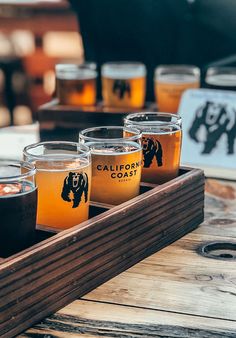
[1,0,236,127]
[0,0,82,126]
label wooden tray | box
[38,100,157,141]
[0,167,205,338]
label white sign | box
[179,89,236,179]
[0,123,40,160]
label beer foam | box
[56,68,97,80]
[156,73,198,83]
[0,182,35,197]
[36,159,90,172]
[143,128,181,135]
[102,63,146,79]
[206,74,236,86]
[89,144,141,156]
[0,183,21,196]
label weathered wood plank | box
[82,228,236,321]
[18,300,236,338]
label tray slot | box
[89,202,113,217]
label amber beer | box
[102,62,146,108]
[23,142,91,230]
[56,64,97,106]
[154,65,200,113]
[124,113,182,184]
[79,126,142,205]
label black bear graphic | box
[75,82,84,93]
[112,80,131,99]
[143,137,163,168]
[189,101,236,154]
[61,172,88,208]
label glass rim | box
[206,66,236,73]
[101,61,147,77]
[0,159,36,182]
[124,112,182,126]
[155,64,200,78]
[79,125,142,142]
[55,63,98,79]
[23,141,91,162]
[206,66,236,78]
[55,63,97,70]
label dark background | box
[69,0,236,100]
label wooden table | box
[17,178,236,337]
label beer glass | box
[124,113,182,184]
[0,160,37,257]
[56,63,97,106]
[79,126,142,205]
[154,65,200,113]
[23,142,91,230]
[205,67,236,91]
[101,62,146,108]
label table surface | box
[17,177,236,337]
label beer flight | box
[0,113,182,257]
[1,61,234,258]
[56,62,200,113]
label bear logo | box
[61,172,88,208]
[75,82,84,93]
[112,80,131,99]
[188,101,236,154]
[143,137,163,168]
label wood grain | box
[82,232,236,321]
[19,300,236,338]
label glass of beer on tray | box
[23,142,91,231]
[205,67,236,91]
[124,113,182,184]
[56,63,97,106]
[154,65,200,113]
[0,160,37,257]
[101,62,146,108]
[79,126,142,205]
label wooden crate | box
[38,100,157,141]
[0,167,204,338]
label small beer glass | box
[56,63,97,106]
[0,160,37,257]
[124,113,182,184]
[23,142,91,230]
[79,126,142,205]
[101,62,146,108]
[154,65,200,113]
[205,67,236,91]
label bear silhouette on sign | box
[61,172,88,208]
[112,80,131,99]
[189,101,236,154]
[142,137,163,168]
